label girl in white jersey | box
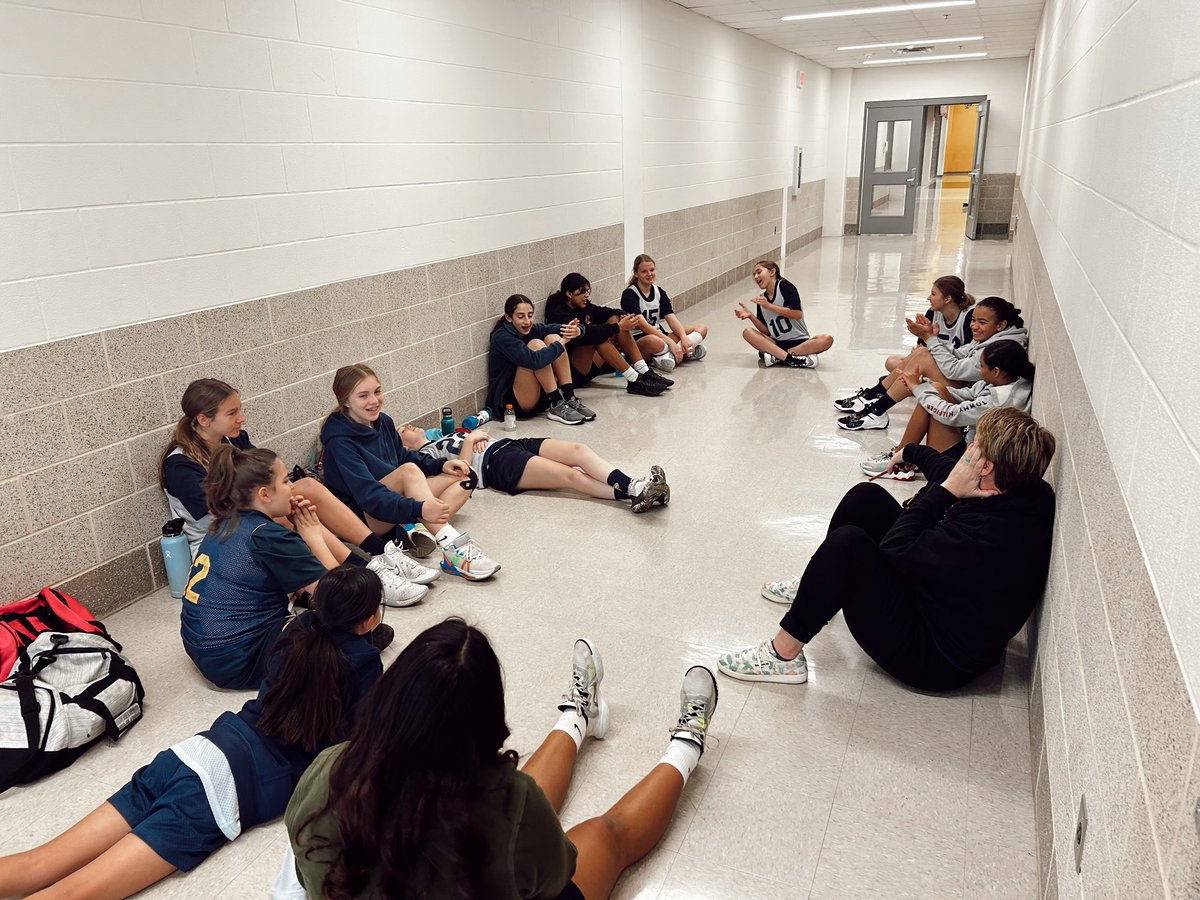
[734,260,834,368]
[620,254,708,371]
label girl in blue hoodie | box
[320,363,501,582]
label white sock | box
[659,737,702,783]
[621,366,638,382]
[686,331,703,347]
[434,524,461,546]
[632,360,650,374]
[553,708,588,750]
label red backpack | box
[0,588,107,681]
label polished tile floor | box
[0,184,1037,898]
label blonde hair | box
[159,379,238,488]
[975,407,1055,492]
[627,253,655,287]
[324,363,380,428]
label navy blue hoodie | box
[485,321,567,415]
[320,411,444,525]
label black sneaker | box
[642,369,674,389]
[627,376,666,396]
[369,623,395,651]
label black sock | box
[863,381,886,398]
[868,395,897,416]
[359,533,387,556]
[342,553,367,568]
[561,383,576,401]
[547,388,564,406]
[608,469,633,499]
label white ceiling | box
[672,0,1043,69]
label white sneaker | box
[690,343,707,361]
[380,541,440,584]
[858,446,899,475]
[653,350,676,373]
[440,532,501,581]
[837,411,889,431]
[761,576,801,604]
[366,557,429,607]
[669,666,719,753]
[557,638,609,740]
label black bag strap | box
[14,673,42,749]
[69,695,122,741]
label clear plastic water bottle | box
[441,407,455,435]
[503,404,517,432]
[160,519,191,599]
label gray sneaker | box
[567,396,597,421]
[669,666,719,753]
[691,343,707,361]
[546,399,585,425]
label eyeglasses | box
[572,286,591,296]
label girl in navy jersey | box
[0,565,385,898]
[734,260,833,368]
[620,254,708,371]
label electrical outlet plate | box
[1075,795,1088,874]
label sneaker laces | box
[670,700,710,748]
[561,668,594,716]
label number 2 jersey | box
[757,277,810,344]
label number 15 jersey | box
[757,277,810,344]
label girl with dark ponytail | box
[181,444,358,689]
[0,565,386,898]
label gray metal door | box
[965,99,991,240]
[859,105,924,235]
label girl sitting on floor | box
[284,620,719,900]
[321,364,501,582]
[734,260,833,368]
[0,565,386,898]
[621,254,709,370]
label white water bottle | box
[503,404,517,432]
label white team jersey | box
[757,280,809,343]
[418,434,487,488]
[633,284,663,326]
[932,308,973,349]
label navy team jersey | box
[757,277,810,343]
[621,284,674,332]
[180,511,325,656]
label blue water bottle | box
[441,406,455,436]
[160,518,191,599]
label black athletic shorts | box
[570,359,613,385]
[484,437,546,494]
[505,390,551,418]
[553,881,584,900]
[777,337,808,352]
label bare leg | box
[428,477,473,516]
[681,322,708,340]
[515,455,617,501]
[635,333,668,357]
[884,353,906,371]
[567,764,687,900]
[591,340,629,372]
[896,405,932,451]
[785,334,834,357]
[269,513,349,563]
[513,366,550,413]
[366,463,458,535]
[28,833,177,900]
[569,344,598,375]
[537,439,619,484]
[292,478,372,544]
[927,419,966,452]
[546,335,574,388]
[614,331,646,364]
[742,328,787,360]
[521,730,579,813]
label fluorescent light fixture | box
[862,50,988,63]
[782,0,974,22]
[838,35,983,50]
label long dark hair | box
[977,296,1024,329]
[547,272,590,307]
[981,339,1035,381]
[303,618,516,899]
[491,293,534,334]
[203,444,278,539]
[159,379,238,488]
[257,565,381,752]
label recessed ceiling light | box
[838,35,983,50]
[862,50,988,63]
[782,0,975,22]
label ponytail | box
[980,339,1035,382]
[203,444,278,539]
[159,379,238,489]
[932,275,975,311]
[978,296,1024,330]
[491,294,534,335]
[258,565,383,752]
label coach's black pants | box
[779,483,973,692]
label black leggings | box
[779,483,974,692]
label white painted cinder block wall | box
[0,0,831,352]
[1018,0,1200,710]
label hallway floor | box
[0,202,1037,898]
